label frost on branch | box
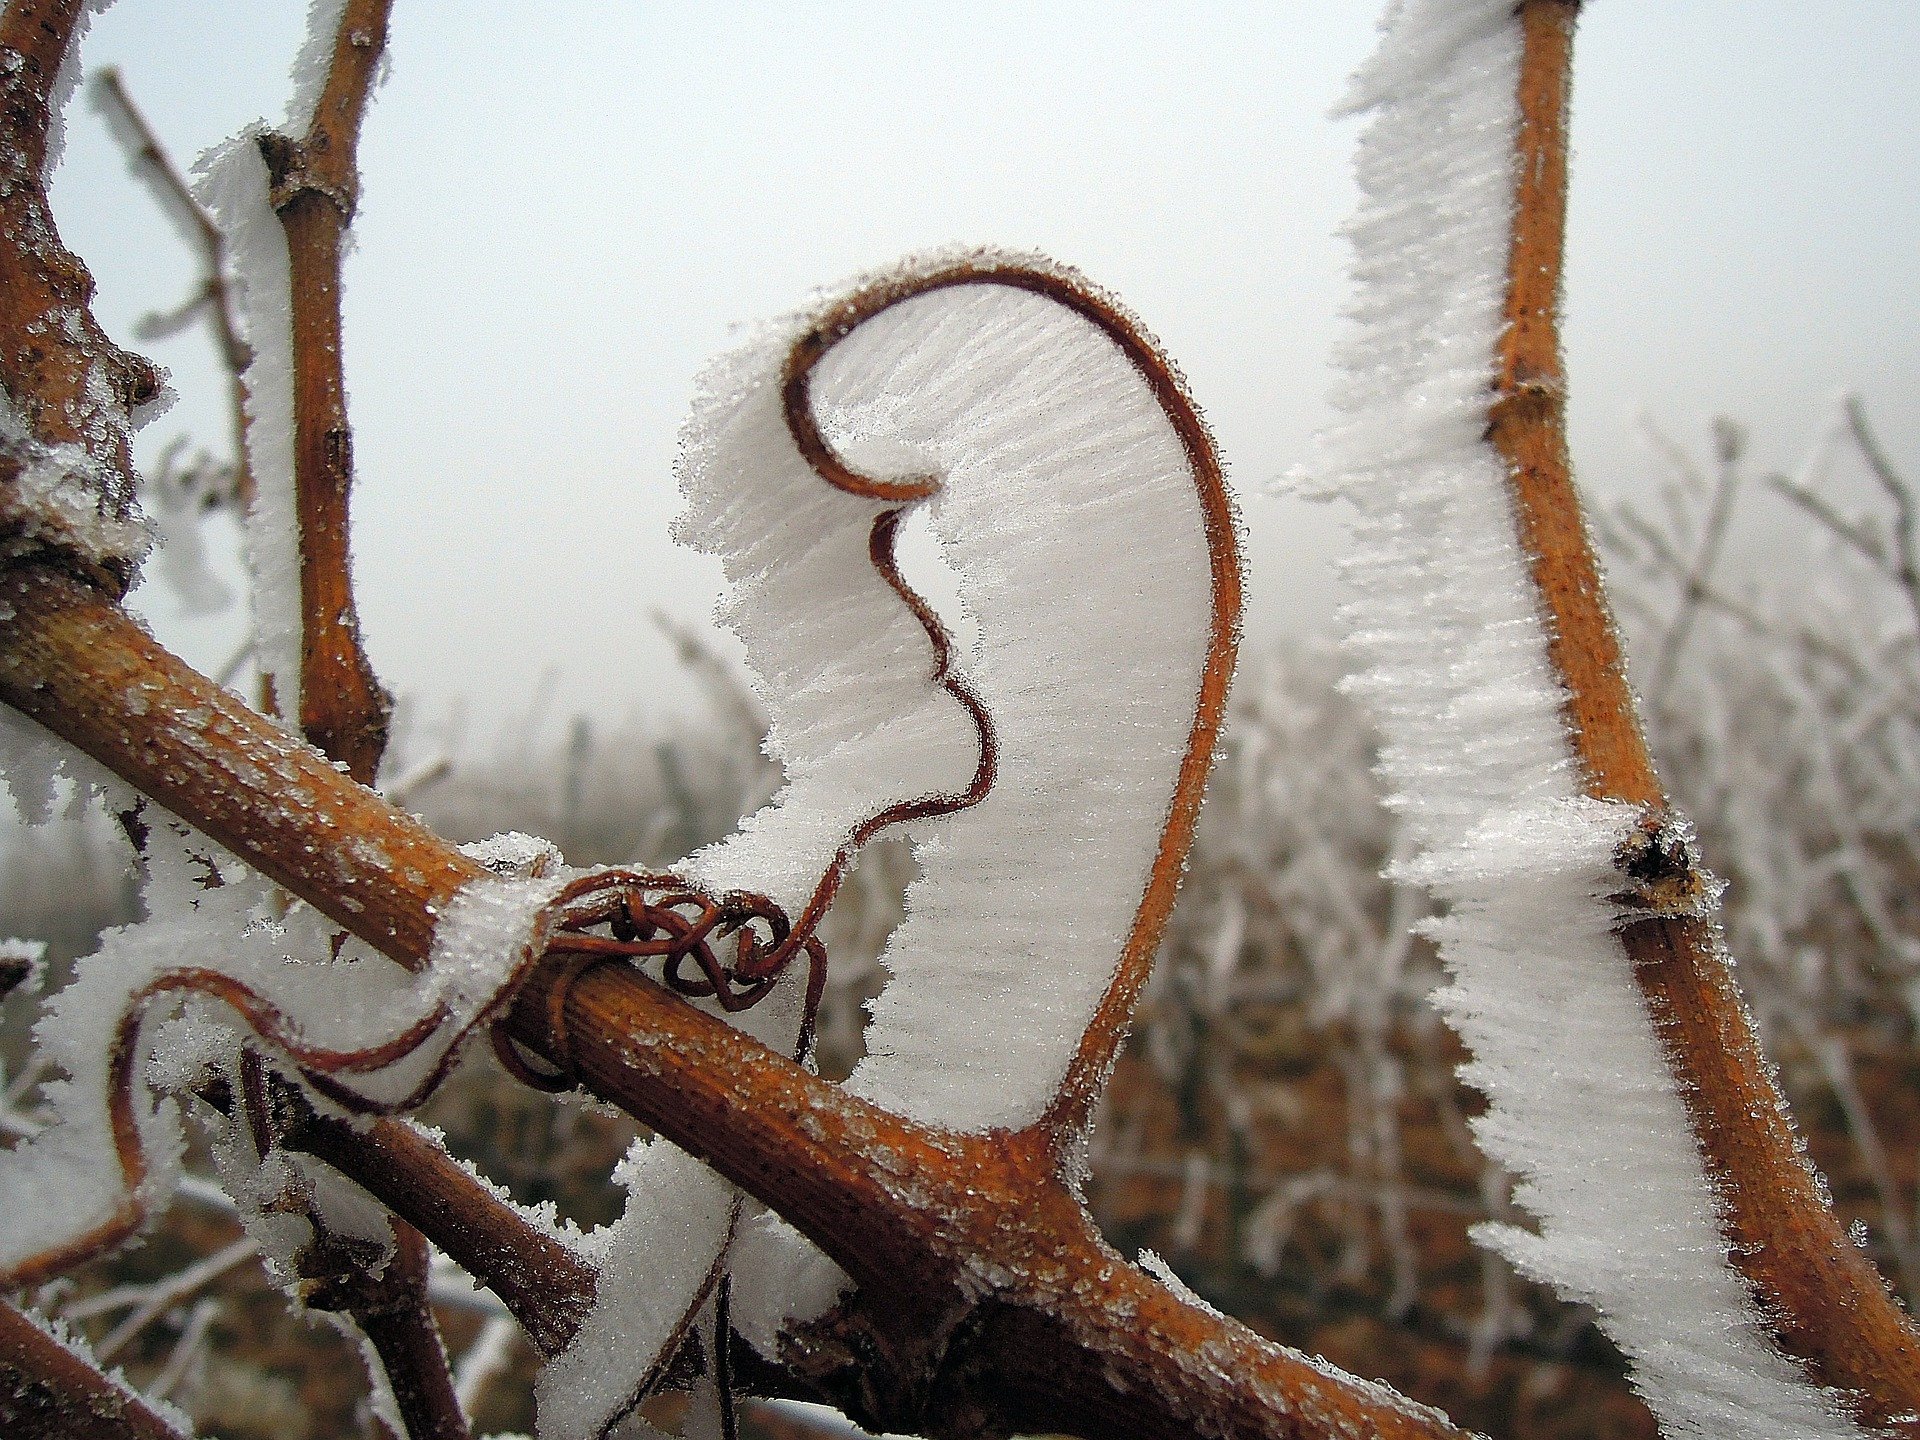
[0,397,154,582]
[0,1,166,590]
[680,251,1232,1134]
[1321,3,1867,1437]
[0,757,569,1292]
[535,250,1238,1438]
[184,0,374,716]
[192,130,301,713]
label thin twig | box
[242,19,452,1425]
[1487,0,1920,1424]
[262,0,395,784]
[1769,473,1886,569]
[144,1298,216,1405]
[279,1095,596,1358]
[91,1237,257,1361]
[1650,432,1741,708]
[91,67,256,509]
[1848,396,1920,645]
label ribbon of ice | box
[1321,4,1869,1438]
[538,251,1240,1438]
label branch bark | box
[309,1224,471,1440]
[0,568,473,962]
[0,1,164,591]
[509,957,1468,1440]
[1489,0,1920,1425]
[258,0,393,779]
[281,1095,596,1358]
[0,1300,190,1440]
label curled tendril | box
[490,869,830,1094]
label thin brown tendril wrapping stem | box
[497,869,829,1070]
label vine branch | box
[0,1,163,592]
[1488,0,1920,1426]
[0,1299,190,1440]
[278,1091,596,1358]
[259,0,393,779]
[0,565,1466,1440]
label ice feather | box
[1323,4,1870,1435]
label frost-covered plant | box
[1598,403,1920,1298]
[5,5,1919,1440]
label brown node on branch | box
[1609,808,1716,921]
[0,949,36,1001]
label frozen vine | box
[1319,3,1871,1436]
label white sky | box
[46,3,1920,737]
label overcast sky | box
[45,3,1920,738]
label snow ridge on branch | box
[535,251,1239,1438]
[1321,4,1868,1436]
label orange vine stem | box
[261,0,394,778]
[1491,1,1920,1426]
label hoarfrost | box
[546,247,1227,1411]
[1321,3,1871,1436]
[0,815,566,1285]
[534,1147,737,1440]
[724,1209,852,1360]
[0,394,154,578]
[181,0,382,716]
[192,133,300,711]
[0,703,140,829]
[347,1321,410,1440]
[286,1,354,138]
[41,0,115,171]
[677,250,1216,1134]
[463,829,565,879]
[1137,1248,1223,1321]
